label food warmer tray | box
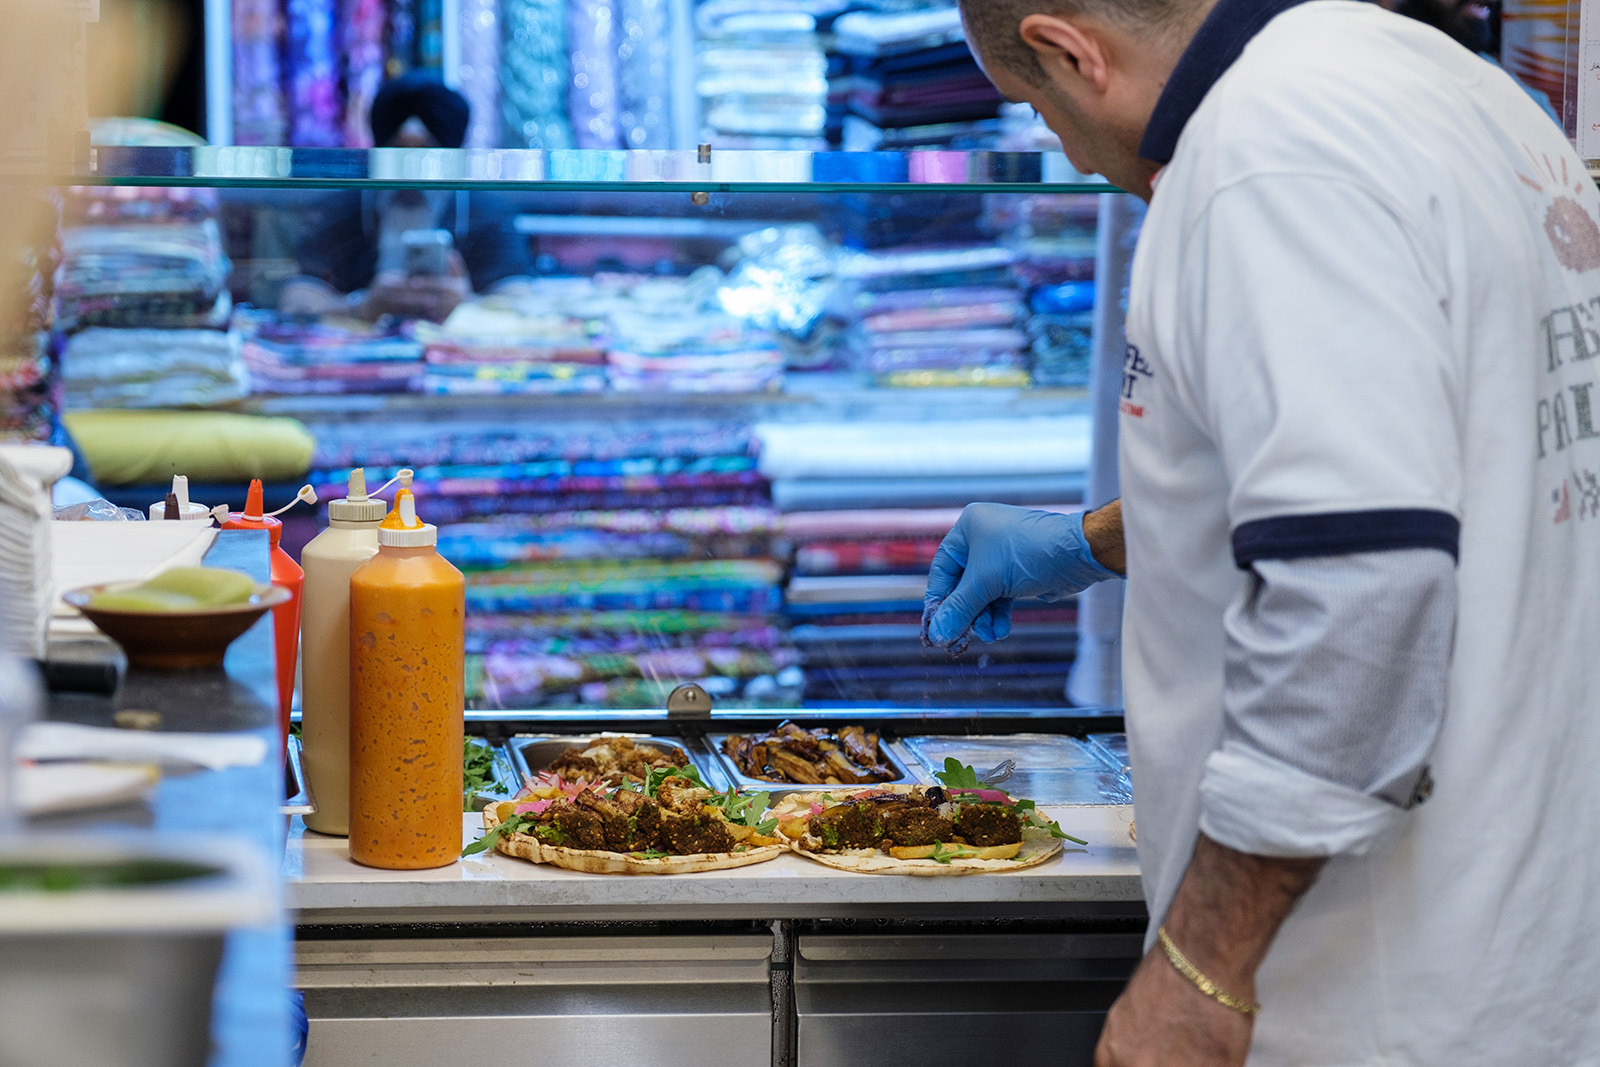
[505,734,731,791]
[899,734,1134,806]
[704,731,915,797]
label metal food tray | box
[505,734,729,791]
[282,733,315,818]
[705,730,915,797]
[465,739,519,813]
[900,734,1133,806]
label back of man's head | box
[960,0,1198,84]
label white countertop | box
[286,806,1144,922]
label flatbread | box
[481,801,787,875]
[772,787,1065,876]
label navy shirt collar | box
[1138,0,1318,164]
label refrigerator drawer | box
[299,934,773,1067]
[794,931,1141,1067]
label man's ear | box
[1018,13,1111,92]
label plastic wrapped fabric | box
[341,0,387,147]
[567,0,622,148]
[287,0,343,146]
[458,0,501,148]
[500,0,573,148]
[615,0,671,148]
[232,0,287,146]
[61,328,249,410]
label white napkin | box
[17,762,161,815]
[48,522,218,637]
[0,444,73,658]
[16,722,268,771]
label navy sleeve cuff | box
[1231,508,1460,568]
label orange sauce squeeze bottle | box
[221,479,308,747]
[347,474,465,870]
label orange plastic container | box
[347,479,465,870]
[222,480,303,747]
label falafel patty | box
[884,808,953,847]
[954,803,1023,846]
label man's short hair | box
[960,0,1194,84]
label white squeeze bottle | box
[299,469,387,836]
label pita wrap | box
[772,787,1065,876]
[481,801,787,875]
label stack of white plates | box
[0,445,71,659]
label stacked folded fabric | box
[414,298,607,396]
[1025,281,1097,388]
[239,316,425,396]
[777,504,1082,705]
[61,329,248,410]
[607,307,785,393]
[696,0,837,148]
[55,222,230,333]
[0,444,72,659]
[754,416,1091,509]
[54,186,242,413]
[835,245,1031,386]
[828,6,1004,150]
[308,421,799,709]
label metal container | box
[464,738,518,812]
[505,734,728,790]
[706,731,914,797]
[283,732,316,826]
[0,836,274,1067]
[900,735,1133,805]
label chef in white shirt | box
[922,0,1600,1063]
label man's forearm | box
[1083,499,1126,575]
[1162,834,1324,1000]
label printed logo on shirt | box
[1518,147,1600,273]
[1121,343,1154,418]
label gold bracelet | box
[1155,926,1261,1017]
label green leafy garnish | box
[463,737,497,812]
[642,764,706,797]
[927,842,958,864]
[934,758,981,790]
[462,813,529,857]
[632,848,670,859]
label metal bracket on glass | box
[666,682,714,722]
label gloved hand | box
[923,503,1120,652]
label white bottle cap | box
[327,467,387,523]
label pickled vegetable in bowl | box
[63,569,291,670]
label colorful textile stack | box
[0,193,60,445]
[827,6,1004,150]
[607,306,784,393]
[695,0,837,148]
[754,416,1089,511]
[414,297,607,395]
[835,245,1029,387]
[237,312,425,395]
[55,187,243,411]
[780,505,1083,705]
[305,421,798,708]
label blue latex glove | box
[923,503,1120,650]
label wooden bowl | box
[62,583,291,670]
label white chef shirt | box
[1120,1,1600,1063]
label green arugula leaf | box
[755,817,778,836]
[927,842,957,865]
[933,758,981,790]
[632,848,671,860]
[643,764,706,797]
[462,813,529,857]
